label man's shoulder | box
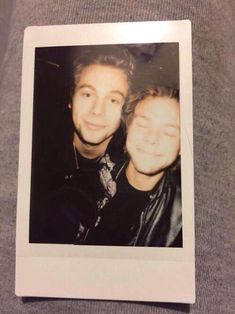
[164,170,182,247]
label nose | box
[91,97,105,116]
[146,129,159,145]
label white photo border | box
[16,20,195,303]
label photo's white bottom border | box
[16,256,195,303]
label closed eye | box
[163,129,178,137]
[136,122,148,128]
[133,117,149,128]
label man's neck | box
[126,161,164,191]
[73,133,111,159]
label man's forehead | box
[81,64,126,76]
[79,64,128,83]
[135,96,179,111]
[133,96,180,124]
[75,64,129,95]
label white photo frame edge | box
[16,20,195,303]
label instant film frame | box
[16,21,194,303]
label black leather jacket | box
[84,161,182,247]
[127,170,182,247]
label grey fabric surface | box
[0,0,12,67]
[0,0,234,313]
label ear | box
[68,103,72,109]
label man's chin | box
[80,137,105,146]
[134,163,164,177]
[75,130,111,147]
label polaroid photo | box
[16,20,195,303]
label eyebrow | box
[111,90,126,99]
[76,84,95,91]
[77,84,126,99]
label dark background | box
[31,43,179,199]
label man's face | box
[126,96,180,176]
[71,64,129,146]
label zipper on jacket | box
[133,211,145,246]
[83,228,90,241]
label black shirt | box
[30,126,126,244]
[85,172,150,246]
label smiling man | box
[30,47,135,243]
[64,47,134,209]
[70,49,133,160]
[85,87,182,247]
[125,88,180,192]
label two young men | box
[31,47,182,247]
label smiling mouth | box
[136,147,160,157]
[84,121,106,130]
